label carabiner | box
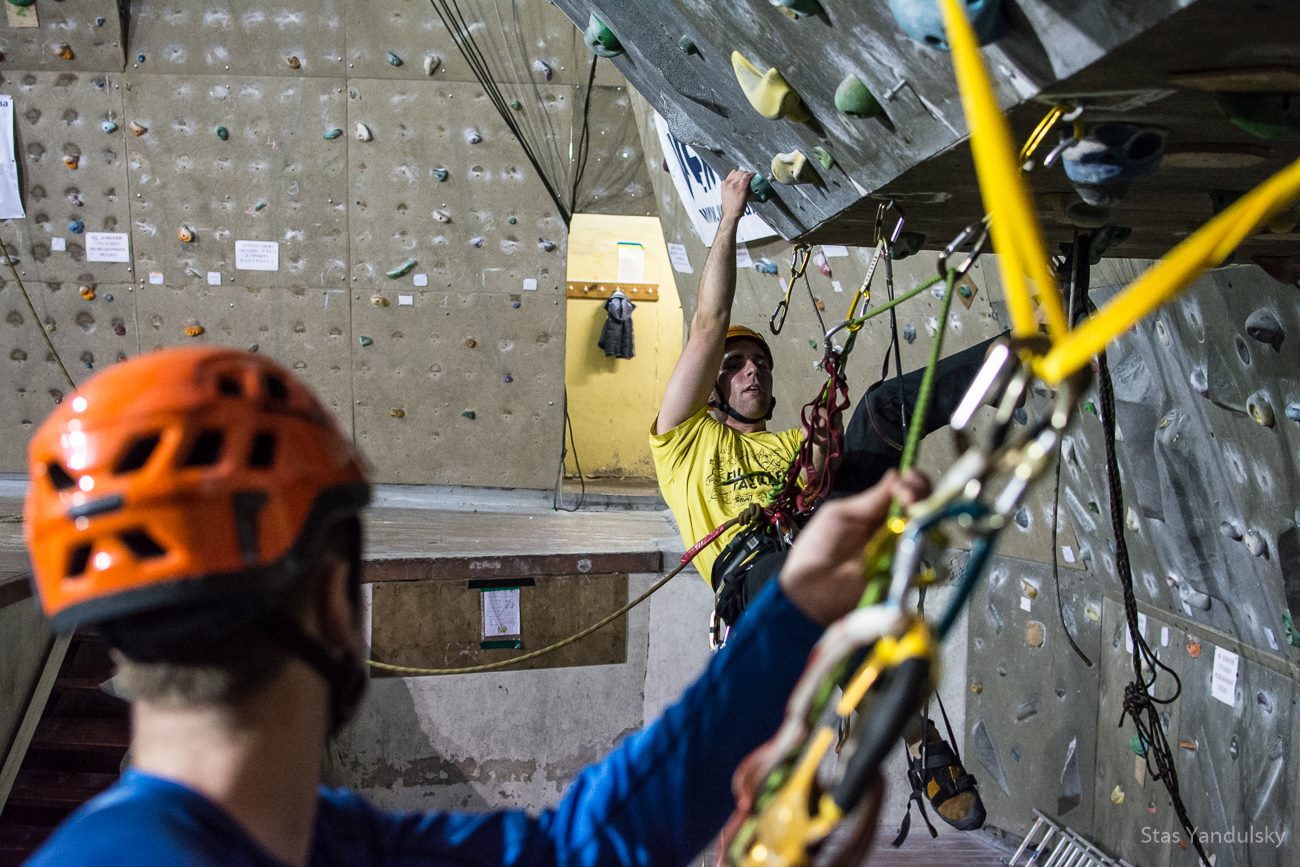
[770,297,789,334]
[937,216,991,281]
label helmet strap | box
[710,380,776,424]
[263,613,367,736]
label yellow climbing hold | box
[183,323,205,338]
[731,52,810,122]
[78,285,96,301]
[1110,785,1125,805]
[770,149,811,184]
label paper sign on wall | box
[0,96,22,219]
[735,245,754,269]
[51,237,66,252]
[616,241,646,282]
[1211,645,1239,706]
[666,242,694,274]
[821,244,850,258]
[481,589,521,639]
[235,240,279,271]
[86,232,130,263]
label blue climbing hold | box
[67,220,84,234]
[1061,123,1167,207]
[431,167,449,182]
[889,0,1002,50]
[754,259,779,275]
[101,119,119,134]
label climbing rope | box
[366,512,747,676]
[1,238,76,389]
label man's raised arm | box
[654,169,753,435]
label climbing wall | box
[0,0,651,486]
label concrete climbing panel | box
[0,279,137,471]
[0,1,125,73]
[964,553,1103,840]
[345,78,569,293]
[1061,264,1300,665]
[1092,598,1297,867]
[350,287,564,486]
[342,0,580,86]
[125,0,345,79]
[122,74,350,289]
[134,283,353,429]
[3,71,133,286]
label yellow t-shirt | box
[650,406,803,585]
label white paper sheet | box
[50,237,66,252]
[821,244,850,258]
[86,232,130,263]
[0,97,26,219]
[206,271,222,286]
[1211,645,1239,706]
[481,589,521,638]
[235,239,279,271]
[666,242,694,274]
[616,241,646,282]
[413,273,429,287]
[735,245,753,269]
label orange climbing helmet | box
[24,346,371,635]
[725,324,774,367]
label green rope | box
[842,272,943,333]
[896,270,959,474]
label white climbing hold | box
[423,53,442,76]
[532,59,553,81]
[770,149,811,184]
[433,209,451,223]
[355,123,373,142]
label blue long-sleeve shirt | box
[28,580,823,866]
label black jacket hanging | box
[597,289,635,359]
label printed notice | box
[735,245,754,269]
[1211,645,1239,706]
[412,273,429,287]
[207,271,222,286]
[86,232,130,263]
[616,241,646,283]
[481,588,521,639]
[666,242,694,274]
[51,237,66,252]
[522,278,538,291]
[0,97,23,219]
[821,244,850,258]
[235,240,279,272]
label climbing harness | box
[721,1,1300,862]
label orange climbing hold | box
[183,324,205,338]
[79,286,96,301]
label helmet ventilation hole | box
[120,528,167,560]
[180,430,224,467]
[217,375,243,397]
[47,462,77,491]
[66,543,93,577]
[262,373,289,402]
[248,432,278,469]
[115,433,161,473]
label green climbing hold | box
[1283,610,1300,647]
[1083,400,1097,415]
[431,167,449,182]
[254,201,267,211]
[584,14,624,58]
[770,0,823,17]
[1215,93,1300,141]
[835,74,883,118]
[812,146,835,170]
[678,36,698,55]
[749,175,775,203]
[358,336,374,347]
[461,409,477,420]
[1129,734,1148,757]
[215,125,229,141]
[889,232,925,260]
[323,127,343,140]
[958,283,973,299]
[386,51,403,67]
[386,258,417,279]
[508,99,523,111]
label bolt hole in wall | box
[563,215,682,480]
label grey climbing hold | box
[1245,309,1284,349]
[584,14,624,58]
[358,336,373,347]
[433,209,451,223]
[502,374,513,384]
[1245,529,1268,557]
[470,236,485,248]
[1220,520,1243,541]
[424,54,441,76]
[508,99,522,111]
[386,51,403,67]
[1179,583,1211,610]
[431,167,450,182]
[538,238,556,252]
[507,216,517,225]
[385,259,417,279]
[1248,391,1276,427]
[323,127,343,140]
[532,59,553,81]
[749,175,774,203]
[834,74,883,119]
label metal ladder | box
[1006,811,1137,867]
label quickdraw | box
[723,0,1300,862]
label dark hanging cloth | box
[597,290,635,359]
